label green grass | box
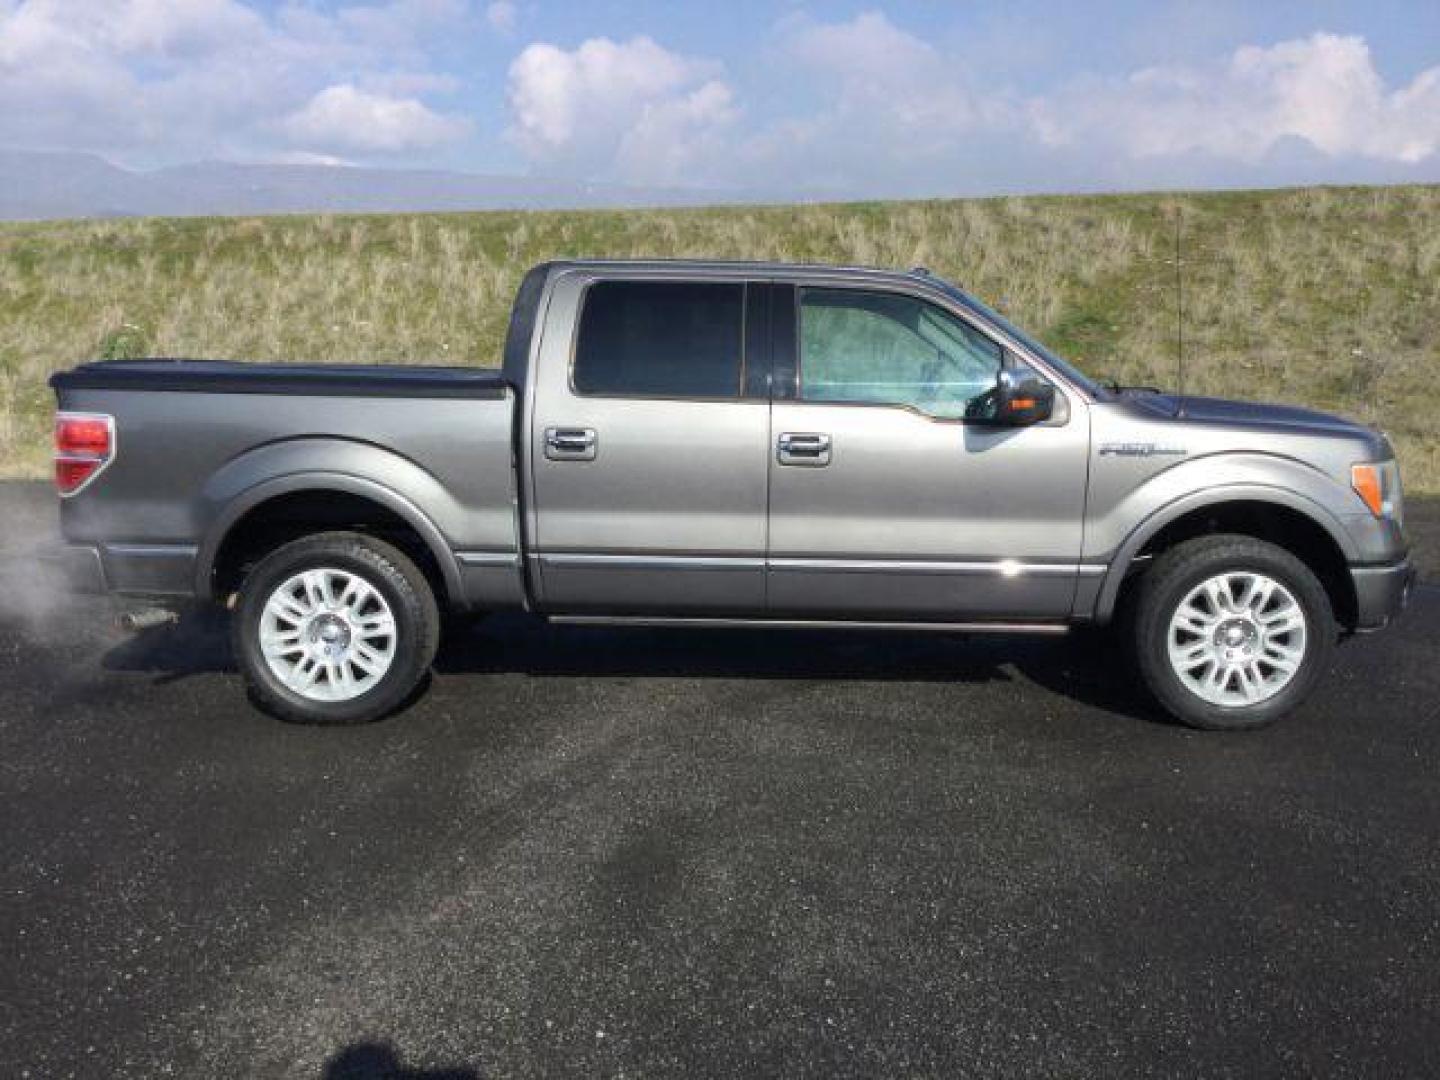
[2,184,1437,491]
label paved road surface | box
[2,485,1438,1077]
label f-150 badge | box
[1099,442,1188,458]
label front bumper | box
[1350,558,1417,631]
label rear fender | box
[194,438,465,603]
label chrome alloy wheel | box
[258,568,397,702]
[1166,571,1308,708]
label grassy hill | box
[1,185,1437,493]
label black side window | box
[574,281,744,398]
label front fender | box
[1084,453,1358,622]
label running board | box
[547,615,1071,634]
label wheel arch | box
[198,473,463,608]
[1092,485,1359,629]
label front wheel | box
[1129,534,1337,730]
[232,531,440,724]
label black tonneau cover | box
[50,358,510,399]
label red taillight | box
[54,412,115,496]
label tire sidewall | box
[234,537,433,724]
[1137,542,1336,730]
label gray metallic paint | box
[525,268,771,614]
[56,387,524,609]
[52,258,1411,636]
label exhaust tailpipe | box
[117,607,180,633]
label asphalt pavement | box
[3,483,1439,1078]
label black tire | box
[1127,534,1337,731]
[232,531,440,725]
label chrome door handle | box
[544,427,597,461]
[777,432,831,467]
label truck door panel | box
[528,275,771,614]
[766,284,1089,619]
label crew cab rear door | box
[526,271,773,614]
[765,281,1090,619]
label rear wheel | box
[233,531,440,724]
[1129,534,1336,730]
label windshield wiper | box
[1099,378,1165,396]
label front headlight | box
[1351,460,1404,526]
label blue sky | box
[3,0,1439,196]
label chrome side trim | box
[550,615,1071,634]
[104,543,199,558]
[539,553,765,571]
[456,551,522,568]
[770,558,1106,577]
[537,553,1107,577]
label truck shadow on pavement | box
[99,610,1162,724]
[322,1041,479,1079]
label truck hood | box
[1164,394,1392,456]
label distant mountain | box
[0,149,782,220]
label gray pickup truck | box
[49,260,1414,729]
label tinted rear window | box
[574,281,743,398]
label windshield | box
[929,276,1103,397]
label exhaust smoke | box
[0,480,117,652]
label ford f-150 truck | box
[49,260,1415,729]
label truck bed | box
[51,357,523,610]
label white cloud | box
[282,84,469,153]
[0,0,266,62]
[787,10,950,104]
[263,150,354,167]
[0,0,469,164]
[499,18,1440,196]
[770,12,1012,175]
[1033,33,1440,165]
[505,35,737,184]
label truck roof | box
[536,258,940,286]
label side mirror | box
[996,367,1055,425]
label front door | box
[766,283,1090,620]
[529,274,771,614]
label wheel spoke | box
[1174,603,1214,636]
[271,590,310,622]
[1261,610,1304,637]
[350,641,388,676]
[261,629,303,657]
[1243,578,1275,617]
[286,656,321,692]
[337,575,364,611]
[355,613,396,639]
[1259,650,1299,675]
[302,571,328,611]
[1203,577,1236,614]
[1172,641,1210,663]
[1236,663,1262,702]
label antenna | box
[1174,205,1185,400]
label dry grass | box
[1,185,1437,490]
